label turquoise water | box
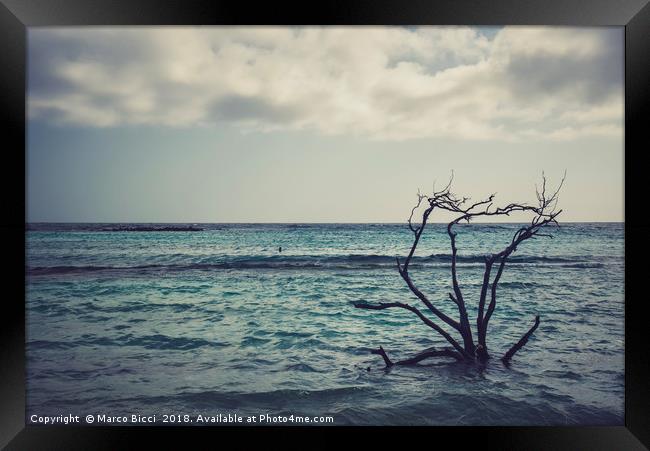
[26,223,624,425]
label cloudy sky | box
[27,26,623,222]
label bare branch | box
[356,172,564,367]
[480,174,566,343]
[477,257,495,346]
[353,301,468,357]
[371,346,393,367]
[501,315,540,365]
[399,198,464,332]
[397,267,461,331]
[395,347,464,364]
[445,219,475,355]
[483,253,507,331]
[402,204,433,273]
[369,345,463,368]
[407,190,426,234]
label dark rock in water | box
[101,226,204,232]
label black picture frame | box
[1,1,649,449]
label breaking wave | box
[27,253,617,276]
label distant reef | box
[100,226,204,232]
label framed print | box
[1,0,649,449]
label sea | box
[26,222,624,425]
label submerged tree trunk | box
[355,173,564,367]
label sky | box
[27,26,624,223]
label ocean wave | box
[27,253,615,276]
[29,386,622,426]
[174,386,371,405]
[27,334,230,351]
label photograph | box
[26,25,624,426]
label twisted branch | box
[370,345,463,368]
[501,315,541,365]
[353,301,468,358]
[356,172,564,367]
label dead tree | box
[354,172,564,366]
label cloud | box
[28,26,623,141]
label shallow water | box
[26,223,624,425]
